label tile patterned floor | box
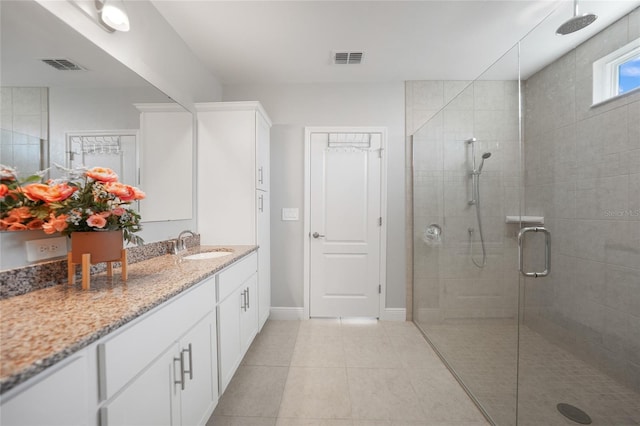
[421,321,640,426]
[207,319,489,426]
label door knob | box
[312,232,325,239]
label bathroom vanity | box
[0,245,260,426]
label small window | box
[593,38,640,105]
[618,56,640,95]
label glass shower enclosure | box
[410,4,640,425]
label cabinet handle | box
[241,289,247,311]
[174,352,185,391]
[258,167,264,184]
[258,194,264,213]
[246,287,250,309]
[183,343,193,381]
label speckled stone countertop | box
[0,245,257,394]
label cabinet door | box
[256,112,270,191]
[257,190,271,329]
[179,312,218,426]
[240,274,259,351]
[217,288,242,394]
[101,344,180,426]
[0,355,89,426]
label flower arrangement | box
[0,165,145,245]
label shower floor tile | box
[417,320,640,425]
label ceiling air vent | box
[333,51,364,65]
[41,59,86,71]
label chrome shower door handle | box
[518,226,551,278]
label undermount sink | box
[182,251,233,260]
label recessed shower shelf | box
[505,215,544,225]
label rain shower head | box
[556,0,597,35]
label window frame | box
[592,38,640,106]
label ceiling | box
[152,0,640,84]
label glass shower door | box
[516,4,640,425]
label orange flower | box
[26,219,44,230]
[86,214,107,229]
[132,187,146,200]
[86,167,118,183]
[0,184,8,199]
[7,222,27,231]
[42,214,69,234]
[112,207,126,216]
[104,182,136,202]
[22,183,76,203]
[8,206,32,221]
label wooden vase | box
[70,229,123,264]
[68,229,127,290]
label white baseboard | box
[269,307,305,320]
[380,308,407,321]
[269,307,406,321]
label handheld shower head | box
[478,152,491,173]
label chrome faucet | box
[174,230,196,253]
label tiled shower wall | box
[407,79,521,323]
[0,87,49,176]
[523,9,640,390]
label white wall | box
[223,82,406,309]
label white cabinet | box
[0,354,90,426]
[216,252,258,393]
[101,344,180,426]
[180,314,217,426]
[257,191,270,328]
[196,101,271,330]
[100,279,217,426]
[102,312,215,426]
[240,274,259,350]
[136,103,193,222]
[0,252,264,426]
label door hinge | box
[378,217,382,226]
[378,285,382,294]
[378,148,383,159]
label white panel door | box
[309,132,382,318]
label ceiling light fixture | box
[97,0,130,32]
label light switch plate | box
[282,208,299,221]
[26,237,68,262]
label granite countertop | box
[0,245,257,395]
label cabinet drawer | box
[217,252,257,302]
[98,277,215,401]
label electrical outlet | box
[26,237,68,262]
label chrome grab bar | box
[518,226,551,278]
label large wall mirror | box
[0,0,194,269]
